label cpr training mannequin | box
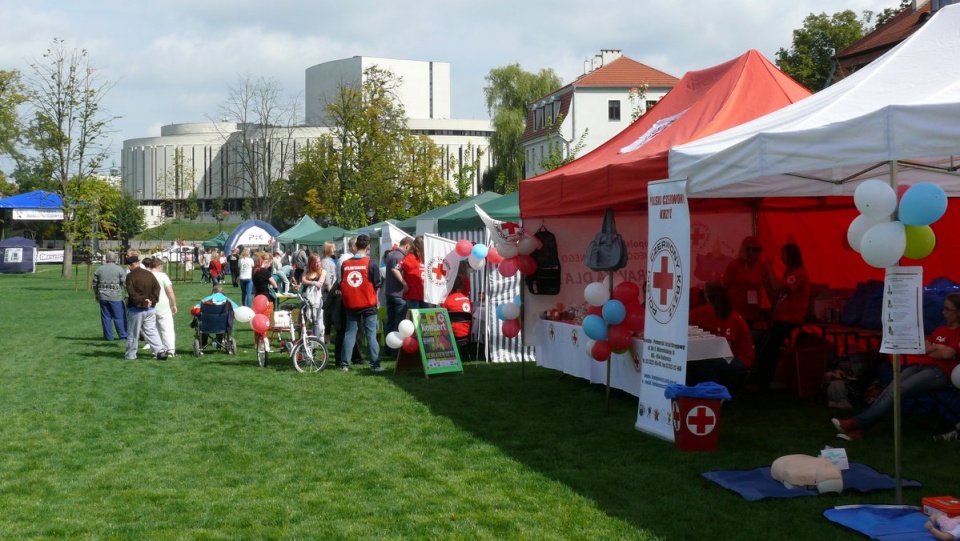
[770,454,843,494]
[927,513,960,541]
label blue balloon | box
[899,183,947,226]
[602,299,626,326]
[514,294,522,306]
[472,244,489,259]
[496,304,505,320]
[582,315,608,341]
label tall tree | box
[19,38,118,278]
[876,0,911,28]
[291,65,450,230]
[157,147,193,218]
[112,191,146,246]
[775,10,871,91]
[216,75,299,222]
[483,64,561,193]
[0,70,26,189]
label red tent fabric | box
[520,50,811,218]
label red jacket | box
[689,304,755,369]
[442,292,472,339]
[209,259,222,278]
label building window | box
[646,99,659,112]
[608,100,621,121]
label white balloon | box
[854,179,897,219]
[497,242,519,259]
[398,319,416,339]
[584,339,596,355]
[584,282,610,306]
[952,364,960,389]
[468,254,485,270]
[234,306,255,323]
[501,302,521,320]
[385,331,404,350]
[847,214,889,253]
[860,221,906,268]
[516,236,540,255]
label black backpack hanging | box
[525,225,562,295]
[584,208,628,272]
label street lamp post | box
[403,200,412,218]
[366,207,375,223]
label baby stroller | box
[191,299,237,356]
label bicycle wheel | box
[255,334,269,367]
[292,336,328,373]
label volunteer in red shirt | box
[442,275,472,340]
[834,292,960,440]
[753,243,810,392]
[338,234,384,372]
[209,249,223,286]
[688,282,754,386]
[722,236,769,326]
[400,236,426,309]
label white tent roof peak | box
[670,3,960,198]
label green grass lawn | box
[1,267,957,539]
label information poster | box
[396,308,464,377]
[637,179,691,441]
[880,266,925,355]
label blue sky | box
[0,0,894,170]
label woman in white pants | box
[147,257,178,356]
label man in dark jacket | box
[228,247,240,287]
[124,252,168,360]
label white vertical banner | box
[423,233,458,305]
[381,222,408,254]
[880,266,925,355]
[637,179,691,441]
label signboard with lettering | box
[394,308,464,377]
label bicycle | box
[255,298,329,372]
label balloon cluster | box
[847,180,947,268]
[581,280,644,362]
[496,294,522,338]
[492,227,542,279]
[233,295,272,335]
[385,319,420,354]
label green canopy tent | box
[297,225,349,247]
[437,192,516,233]
[202,231,228,249]
[394,192,501,233]
[276,215,323,244]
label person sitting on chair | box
[687,282,754,386]
[834,293,960,440]
[442,275,473,349]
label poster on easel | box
[394,308,464,377]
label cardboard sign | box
[394,308,464,377]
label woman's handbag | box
[584,208,628,272]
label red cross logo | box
[460,302,470,312]
[690,225,707,247]
[432,262,447,281]
[347,271,363,288]
[501,222,521,235]
[652,256,674,306]
[686,405,717,436]
[549,324,555,340]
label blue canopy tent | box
[0,190,64,217]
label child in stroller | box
[191,285,239,356]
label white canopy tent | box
[669,3,960,197]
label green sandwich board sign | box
[394,308,464,377]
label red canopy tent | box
[520,50,811,218]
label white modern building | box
[122,57,493,213]
[521,49,679,179]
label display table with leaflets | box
[535,320,734,397]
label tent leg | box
[606,271,614,411]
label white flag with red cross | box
[423,233,459,305]
[475,205,523,247]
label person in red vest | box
[688,282,754,386]
[442,275,472,340]
[338,234,384,372]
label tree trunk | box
[61,242,74,279]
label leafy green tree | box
[0,70,26,187]
[539,114,588,173]
[157,147,193,218]
[240,199,252,220]
[775,10,871,91]
[182,191,200,220]
[876,0,911,28]
[18,39,118,278]
[483,64,562,193]
[290,65,451,230]
[111,191,146,246]
[211,197,226,232]
[449,143,484,199]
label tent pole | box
[889,159,903,504]
[606,271,614,411]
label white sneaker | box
[934,430,959,442]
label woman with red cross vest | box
[400,235,427,310]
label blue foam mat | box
[823,505,929,540]
[701,462,921,501]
